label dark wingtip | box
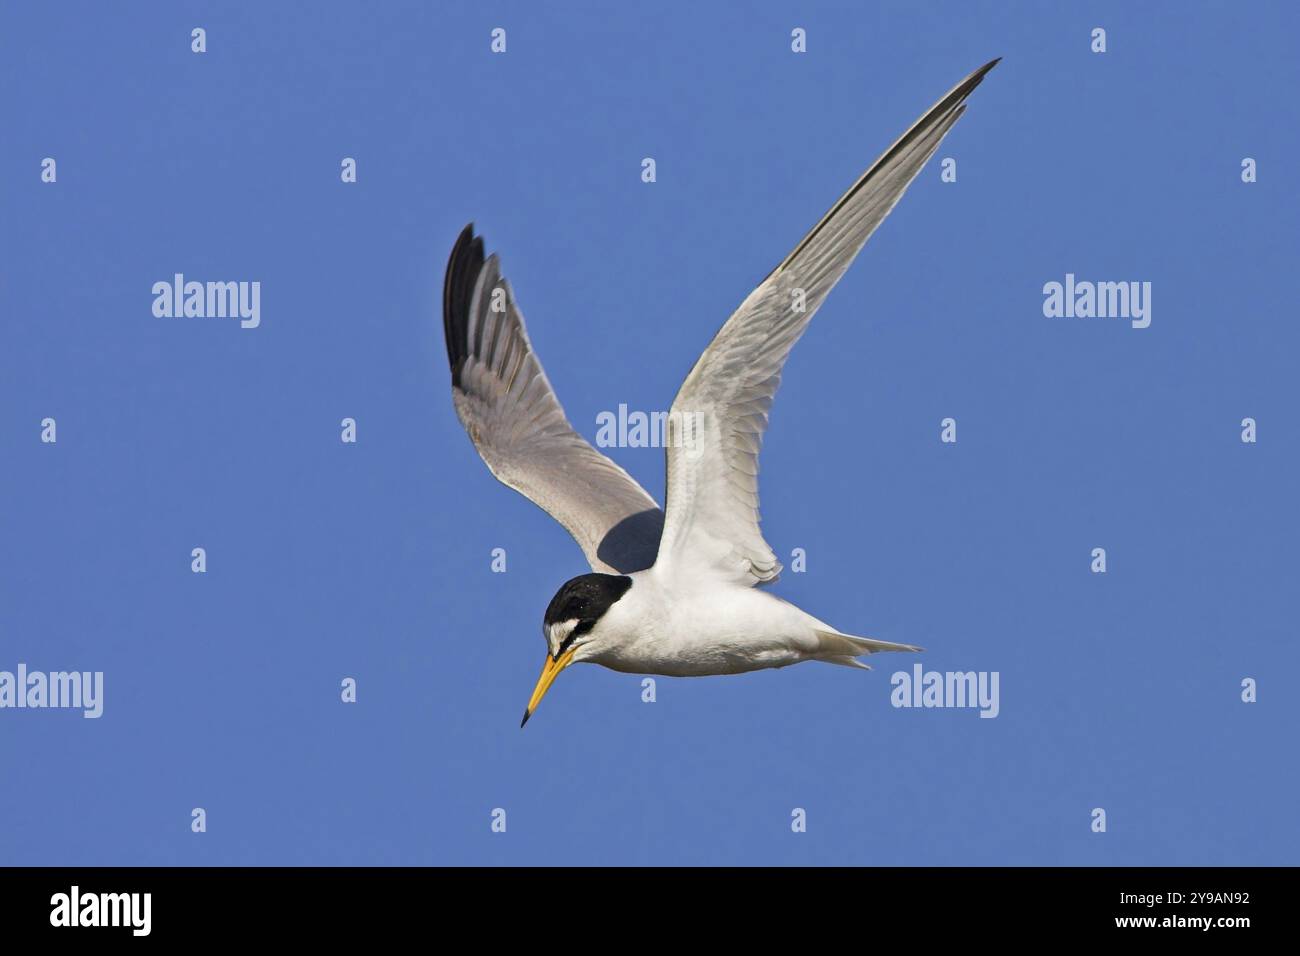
[520,709,532,728]
[968,58,1001,84]
[442,223,486,389]
[952,57,1001,102]
[767,55,999,282]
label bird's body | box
[440,59,999,723]
[579,569,831,676]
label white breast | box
[584,568,827,677]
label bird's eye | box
[557,618,596,657]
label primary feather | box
[442,226,664,574]
[655,58,1000,587]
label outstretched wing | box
[443,225,664,574]
[655,59,999,586]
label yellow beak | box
[521,647,577,727]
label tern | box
[442,59,999,725]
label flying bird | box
[442,59,999,726]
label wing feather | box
[656,59,999,585]
[443,226,664,574]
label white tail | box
[814,629,923,669]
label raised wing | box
[656,59,999,586]
[443,225,664,574]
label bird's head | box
[521,573,633,727]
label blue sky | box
[1,1,1296,865]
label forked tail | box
[813,629,924,670]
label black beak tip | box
[520,709,532,728]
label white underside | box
[575,567,841,677]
